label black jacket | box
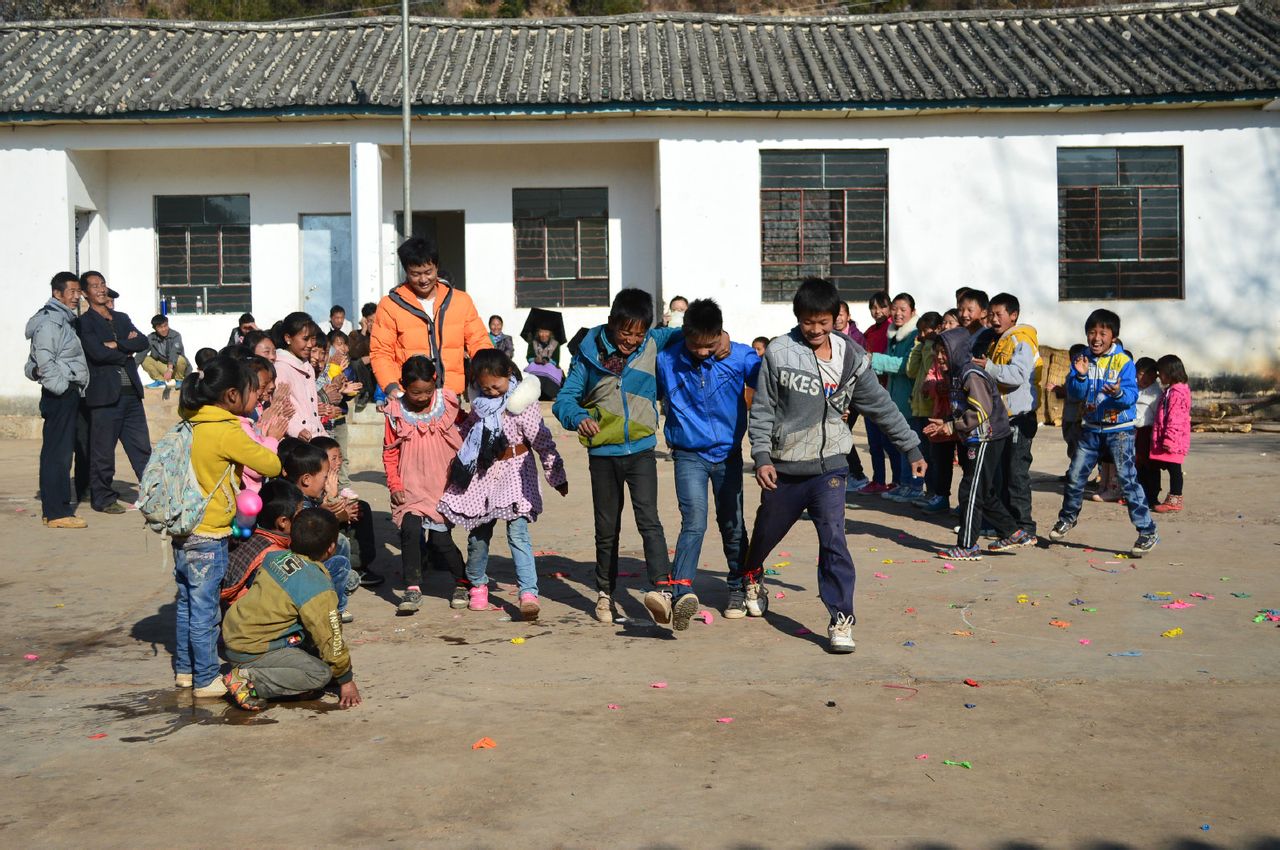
[79,308,148,406]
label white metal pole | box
[401,0,412,240]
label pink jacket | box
[274,349,326,438]
[1148,382,1191,464]
[238,417,280,493]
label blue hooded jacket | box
[656,341,760,464]
[1066,343,1138,432]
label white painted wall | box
[3,107,1277,408]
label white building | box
[2,0,1279,408]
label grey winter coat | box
[749,328,922,476]
[24,298,89,396]
[143,329,185,365]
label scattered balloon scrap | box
[472,737,497,750]
[1161,628,1184,638]
[88,733,108,740]
[510,637,525,645]
[24,653,39,661]
[915,754,929,760]
[695,610,714,624]
[942,760,972,769]
[873,572,890,579]
[1108,650,1143,657]
[1078,639,1092,646]
[607,704,620,710]
[715,717,734,724]
[1049,619,1071,629]
[963,678,981,688]
[650,682,668,689]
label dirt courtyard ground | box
[1,424,1277,849]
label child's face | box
[489,317,503,335]
[889,298,914,328]
[1087,324,1116,355]
[869,302,890,323]
[989,304,1017,335]
[752,340,767,357]
[941,314,960,332]
[919,324,938,340]
[684,332,720,363]
[1137,368,1157,389]
[797,311,834,350]
[228,384,261,417]
[256,368,274,401]
[254,338,276,362]
[286,329,315,361]
[296,460,330,499]
[669,298,688,314]
[325,447,343,475]
[607,319,647,356]
[958,299,988,330]
[536,329,551,343]
[310,347,326,369]
[934,345,949,373]
[331,338,349,357]
[155,322,170,338]
[835,305,849,331]
[476,371,511,398]
[403,377,437,410]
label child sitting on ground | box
[926,327,1022,560]
[383,356,470,615]
[309,435,382,589]
[439,349,568,621]
[222,508,363,711]
[1049,310,1159,556]
[1148,354,1191,513]
[278,439,355,620]
[222,479,304,608]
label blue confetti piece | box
[902,641,915,647]
[1108,650,1143,657]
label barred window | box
[1058,147,1183,300]
[155,194,251,313]
[760,150,888,303]
[513,188,609,308]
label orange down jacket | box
[369,282,492,395]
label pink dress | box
[383,391,462,527]
[274,349,326,438]
[439,381,566,531]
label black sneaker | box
[397,588,422,615]
[357,569,385,588]
[1131,531,1159,558]
[450,585,470,609]
[724,589,748,619]
[672,593,700,632]
[1049,518,1076,541]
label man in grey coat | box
[25,272,91,528]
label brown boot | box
[1153,494,1183,513]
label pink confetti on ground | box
[915,754,929,760]
[912,559,928,563]
[1079,639,1092,646]
[1162,601,1195,609]
[778,551,791,557]
[874,572,890,579]
[715,717,734,724]
[942,564,956,571]
[650,682,668,689]
[695,610,714,624]
[88,733,107,740]
[1084,548,1095,553]
[774,592,785,599]
[794,627,812,636]
[23,653,39,661]
[607,704,620,710]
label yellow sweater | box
[182,405,282,538]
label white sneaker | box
[643,590,673,626]
[174,673,193,688]
[745,582,768,617]
[828,613,856,653]
[193,676,228,697]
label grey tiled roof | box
[2,0,1278,119]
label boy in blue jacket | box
[655,299,760,631]
[554,288,727,627]
[1049,309,1158,556]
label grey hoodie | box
[749,328,922,476]
[25,298,89,396]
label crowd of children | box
[135,238,1197,712]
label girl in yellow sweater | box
[174,356,282,697]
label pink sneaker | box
[468,585,489,611]
[519,592,540,621]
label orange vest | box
[369,282,493,395]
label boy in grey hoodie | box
[744,277,924,653]
[25,272,91,528]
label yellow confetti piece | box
[951,630,973,637]
[1161,628,1183,638]
[1016,594,1029,604]
[869,548,879,552]
[772,561,790,568]
[53,603,64,608]
[1155,591,1172,597]
[881,559,894,565]
[510,637,525,645]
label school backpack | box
[138,420,231,537]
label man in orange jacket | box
[371,237,492,397]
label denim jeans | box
[326,533,352,612]
[467,517,537,597]
[173,535,229,688]
[1059,428,1156,534]
[671,450,750,597]
[866,422,902,486]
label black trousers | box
[400,513,466,589]
[347,499,377,570]
[73,402,90,502]
[995,413,1037,535]
[930,439,957,501]
[587,450,671,594]
[38,388,79,521]
[88,392,152,511]
[956,438,1018,548]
